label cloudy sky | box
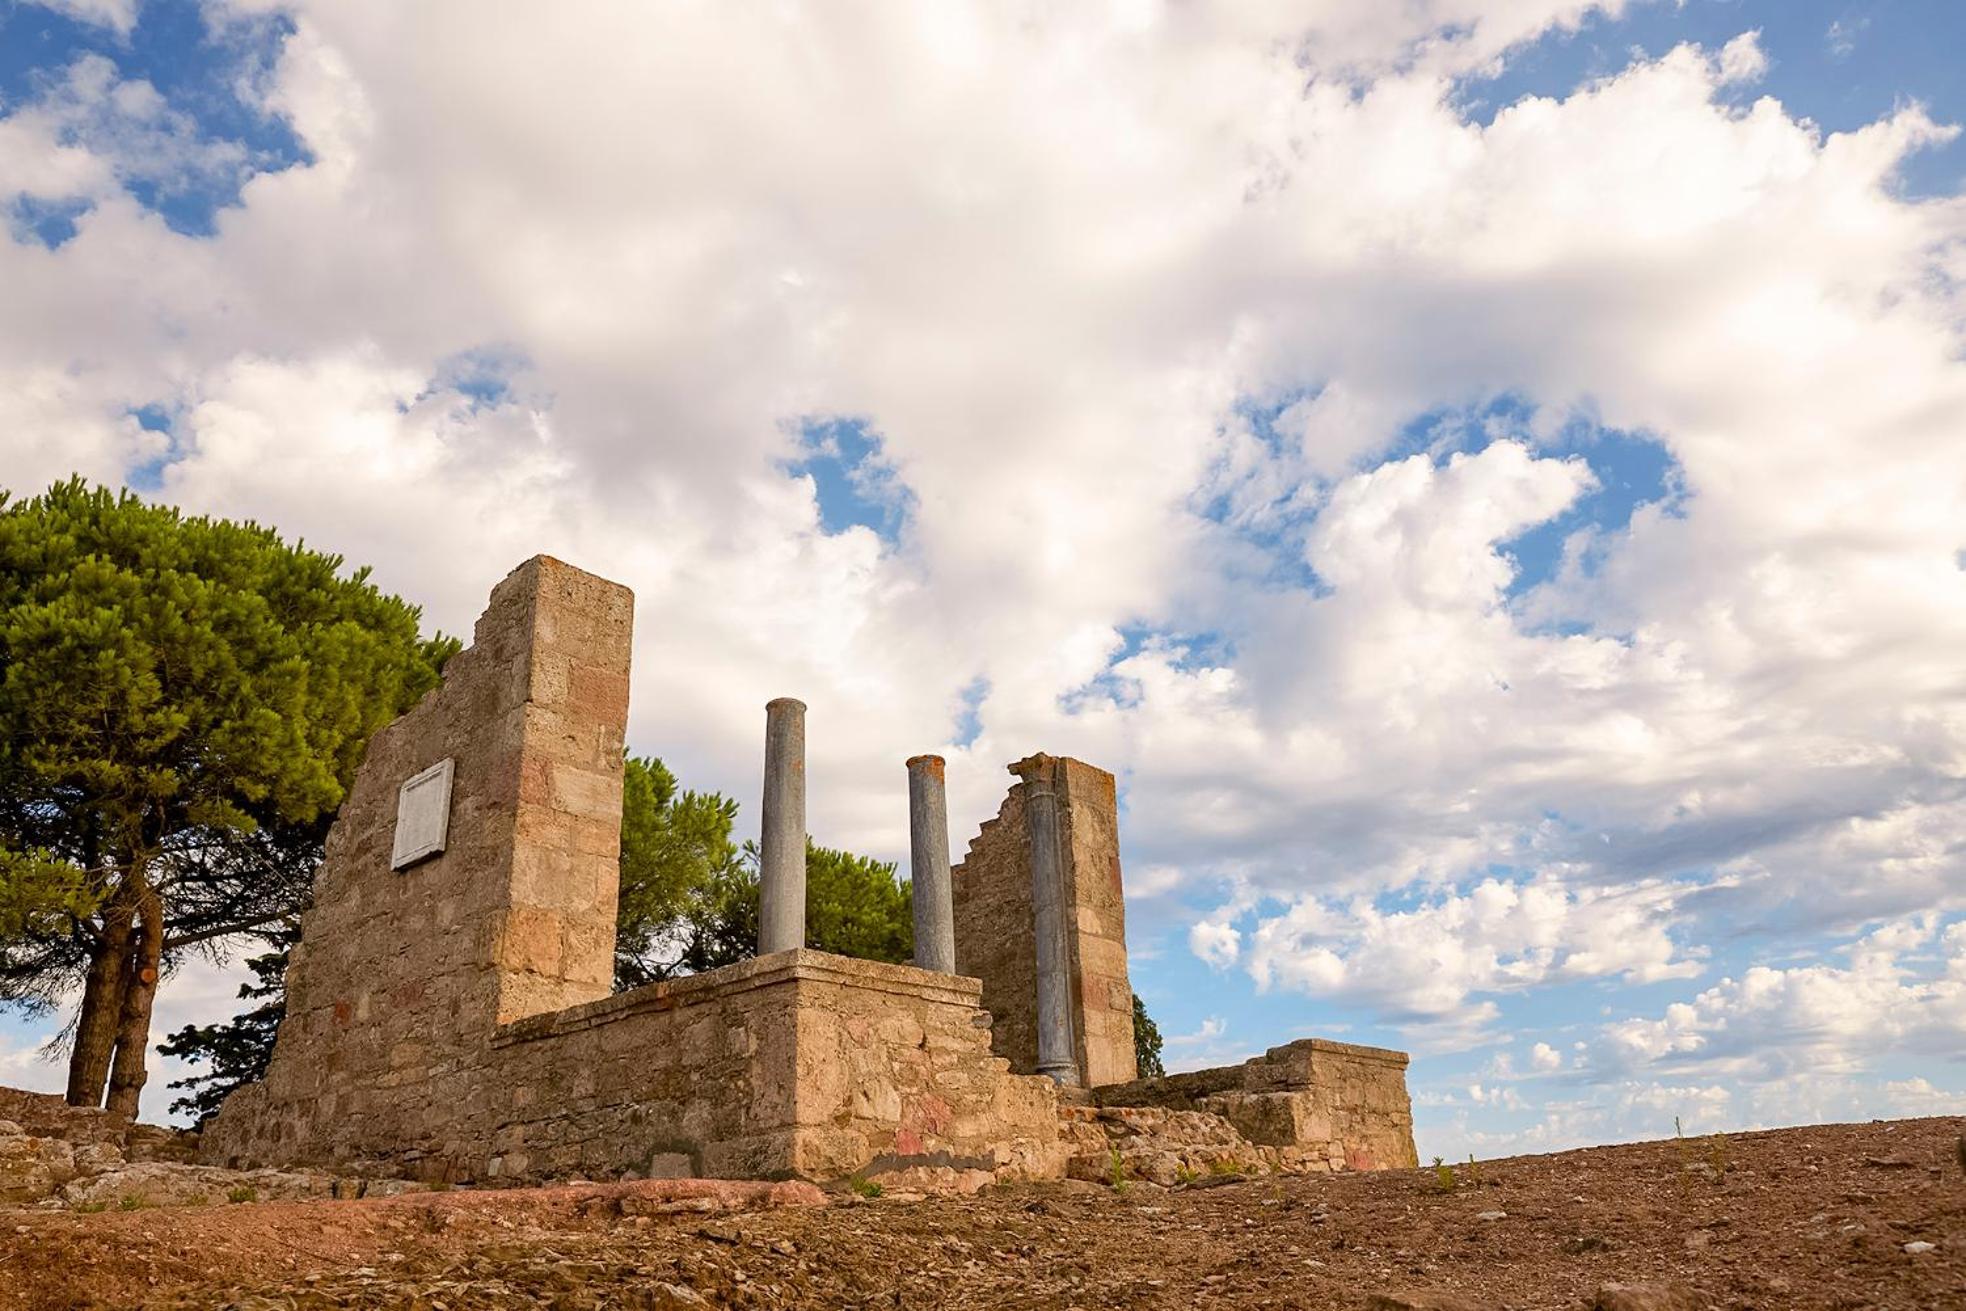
[3,0,1964,1159]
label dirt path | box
[6,1116,1961,1309]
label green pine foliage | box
[1132,991,1165,1078]
[156,928,294,1123]
[613,754,742,988]
[0,478,456,1106]
[656,837,914,978]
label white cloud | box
[22,0,141,36]
[0,1028,66,1096]
[1589,918,1966,1081]
[1714,32,1768,85]
[1189,920,1242,970]
[1168,1016,1228,1046]
[1240,874,1697,1046]
[1530,1041,1563,1072]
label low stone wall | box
[1090,1038,1418,1171]
[207,949,1062,1185]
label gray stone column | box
[1016,755,1080,1086]
[759,697,807,955]
[906,755,956,974]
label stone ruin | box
[201,556,1416,1188]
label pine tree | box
[0,479,455,1115]
[155,928,295,1123]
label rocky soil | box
[0,1089,429,1215]
[3,1115,1961,1310]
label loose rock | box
[1366,1292,1499,1311]
[1592,1281,1701,1311]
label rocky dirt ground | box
[2,1115,1961,1310]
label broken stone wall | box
[1090,1038,1418,1171]
[950,756,1137,1087]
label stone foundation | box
[209,949,1060,1184]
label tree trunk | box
[105,880,164,1121]
[65,887,135,1108]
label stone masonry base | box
[205,950,1065,1187]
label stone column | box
[759,697,807,955]
[906,755,956,974]
[1017,756,1080,1086]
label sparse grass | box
[117,1195,146,1212]
[227,1186,258,1205]
[1672,1114,1730,1190]
[1107,1148,1131,1194]
[1706,1132,1731,1176]
[1465,1153,1484,1186]
[74,1201,107,1214]
[1206,1157,1245,1177]
[1174,1164,1201,1186]
[1432,1155,1457,1193]
[847,1174,883,1199]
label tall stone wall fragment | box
[203,555,632,1170]
[951,755,1137,1087]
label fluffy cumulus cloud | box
[2,0,1964,1139]
[1592,919,1966,1080]
[1243,874,1699,1044]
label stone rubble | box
[0,1088,428,1212]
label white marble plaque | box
[390,757,455,870]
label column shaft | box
[906,755,956,973]
[1020,757,1080,1085]
[758,697,807,955]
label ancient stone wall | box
[205,556,632,1172]
[950,756,1137,1087]
[202,557,1059,1185]
[1090,1038,1418,1171]
[480,950,1059,1183]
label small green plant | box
[1465,1153,1484,1186]
[1432,1155,1457,1193]
[1107,1148,1131,1194]
[1207,1157,1245,1177]
[1706,1132,1731,1176]
[117,1195,146,1212]
[74,1201,107,1214]
[227,1185,258,1205]
[847,1174,883,1199]
[1174,1164,1200,1185]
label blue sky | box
[2,0,1964,1157]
